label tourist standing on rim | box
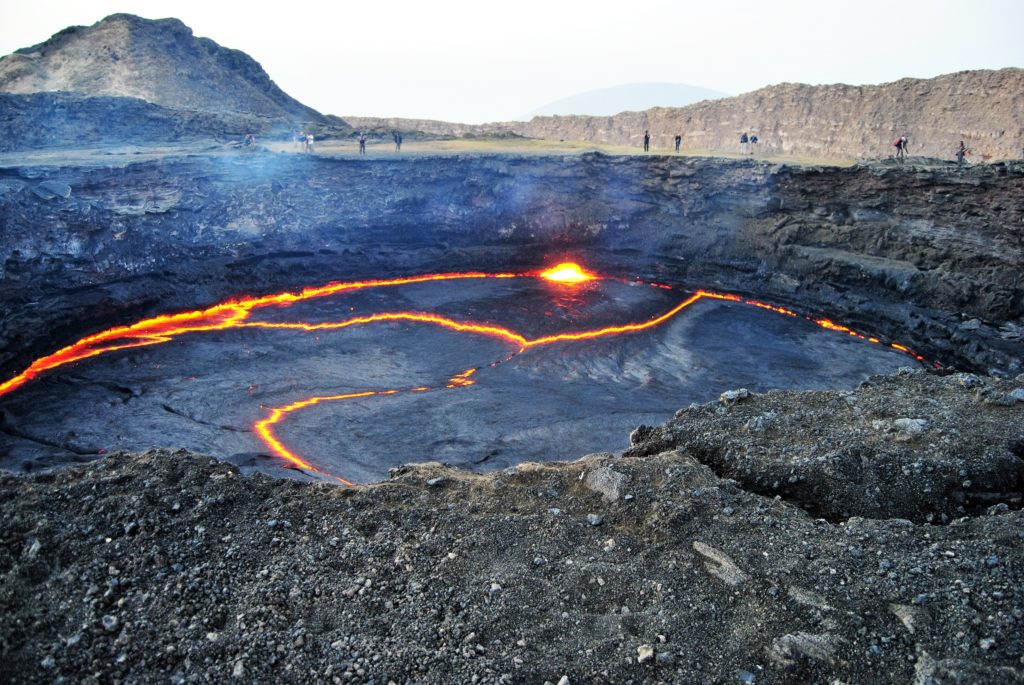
[358,134,366,155]
[643,130,651,152]
[956,140,968,166]
[750,134,758,154]
[740,132,749,154]
[674,134,682,153]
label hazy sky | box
[2,0,1022,123]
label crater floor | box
[0,268,918,481]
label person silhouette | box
[643,130,651,152]
[674,134,681,153]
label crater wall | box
[1,154,1021,380]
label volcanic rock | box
[0,15,348,149]
[354,69,1024,162]
[583,465,626,502]
[0,14,319,120]
[1,370,1022,684]
[629,371,1024,523]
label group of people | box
[739,132,759,154]
[641,130,687,153]
[642,130,762,154]
[640,128,972,165]
[893,136,972,166]
[283,129,407,156]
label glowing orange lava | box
[539,262,597,284]
[0,262,934,483]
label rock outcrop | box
[0,92,275,150]
[0,15,345,148]
[354,70,1024,163]
[0,14,321,121]
[507,69,1024,161]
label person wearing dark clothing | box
[740,132,749,154]
[956,140,968,166]
[643,130,651,152]
[750,134,758,153]
[359,134,366,155]
[674,134,681,153]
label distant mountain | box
[0,13,322,121]
[521,83,727,119]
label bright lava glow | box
[0,262,934,483]
[539,262,597,284]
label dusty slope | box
[0,14,321,121]
[1,370,1022,684]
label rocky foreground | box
[2,370,1022,684]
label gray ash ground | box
[0,276,915,482]
[1,370,1022,684]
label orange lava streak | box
[0,304,250,397]
[446,368,477,388]
[253,390,380,484]
[815,318,867,340]
[0,271,521,400]
[746,300,798,317]
[238,271,518,309]
[525,293,703,347]
[243,313,529,346]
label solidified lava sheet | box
[0,264,925,483]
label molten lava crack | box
[0,263,931,483]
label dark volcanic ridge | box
[2,370,1023,684]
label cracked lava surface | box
[0,263,928,483]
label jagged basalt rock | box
[627,370,1024,523]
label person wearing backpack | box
[740,132,749,154]
[893,136,907,161]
